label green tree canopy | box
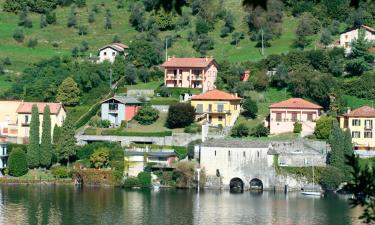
[314,116,335,139]
[8,147,28,177]
[27,104,40,168]
[56,116,76,165]
[242,97,258,119]
[56,77,80,106]
[166,103,195,128]
[40,105,52,168]
[134,105,159,125]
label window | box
[345,35,348,39]
[291,113,298,122]
[257,151,260,158]
[25,115,29,124]
[192,69,200,76]
[243,151,246,157]
[109,103,118,111]
[217,104,224,112]
[234,105,237,110]
[307,114,313,122]
[173,70,177,76]
[345,42,349,48]
[228,151,230,157]
[364,131,373,138]
[208,104,212,112]
[112,52,115,56]
[365,120,373,129]
[352,119,361,126]
[196,104,203,113]
[104,52,107,56]
[214,150,216,156]
[352,131,361,138]
[218,116,223,121]
[276,113,282,122]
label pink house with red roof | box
[161,56,218,92]
[0,101,65,144]
[269,98,322,136]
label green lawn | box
[126,112,183,133]
[125,81,163,90]
[343,95,375,110]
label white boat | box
[301,159,323,197]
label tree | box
[56,77,80,106]
[320,166,344,190]
[67,7,77,28]
[40,14,47,28]
[124,63,138,85]
[46,10,56,24]
[78,25,88,35]
[18,7,33,28]
[138,67,150,83]
[242,97,258,119]
[314,116,334,139]
[231,123,250,137]
[13,29,24,43]
[27,104,40,168]
[166,103,195,128]
[112,35,121,43]
[71,47,79,58]
[128,39,163,68]
[129,2,146,31]
[342,129,354,178]
[320,29,332,47]
[27,38,38,48]
[8,148,28,177]
[117,0,124,9]
[53,125,61,144]
[90,148,109,168]
[104,15,112,29]
[231,32,245,46]
[76,0,86,7]
[40,105,52,168]
[271,63,288,88]
[293,122,302,133]
[346,28,374,75]
[56,116,76,165]
[88,11,95,23]
[134,105,160,125]
[251,124,269,137]
[192,34,214,55]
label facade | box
[190,89,241,127]
[161,56,218,92]
[124,151,177,177]
[339,25,375,53]
[339,106,375,150]
[0,143,8,170]
[269,98,322,137]
[101,96,142,126]
[98,43,129,63]
[0,101,65,144]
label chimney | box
[347,107,351,114]
[234,93,238,97]
[205,56,208,62]
[167,56,172,61]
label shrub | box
[101,130,172,137]
[242,97,258,119]
[314,116,335,139]
[123,177,140,188]
[137,171,151,188]
[78,25,88,35]
[51,165,71,178]
[134,106,159,125]
[13,29,24,43]
[251,124,269,137]
[166,103,195,128]
[293,122,302,133]
[187,140,201,159]
[7,147,28,177]
[158,86,171,97]
[90,147,110,169]
[231,123,250,137]
[27,38,38,48]
[320,166,344,190]
[184,123,201,134]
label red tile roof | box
[161,57,216,68]
[16,102,63,114]
[269,98,322,109]
[191,89,242,101]
[344,106,375,117]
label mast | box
[312,158,315,191]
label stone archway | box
[249,178,263,191]
[229,177,244,193]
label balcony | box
[108,109,118,113]
[191,75,202,80]
[364,125,373,130]
[21,122,30,127]
[196,109,231,114]
[166,75,181,80]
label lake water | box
[0,185,363,225]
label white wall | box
[340,28,375,53]
[98,48,119,63]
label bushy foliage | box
[134,105,159,125]
[51,165,71,178]
[166,103,195,128]
[56,77,80,106]
[242,97,258,119]
[128,38,163,68]
[8,148,28,177]
[123,177,140,188]
[320,166,344,190]
[293,122,302,133]
[13,29,24,43]
[90,148,110,169]
[184,123,201,134]
[231,123,250,137]
[137,171,151,188]
[314,116,335,139]
[251,124,269,137]
[27,105,40,168]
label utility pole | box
[261,28,264,56]
[165,37,168,61]
[109,68,112,89]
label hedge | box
[7,148,28,177]
[75,102,101,129]
[101,129,172,137]
[84,127,98,135]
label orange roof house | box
[191,89,242,101]
[16,102,64,114]
[161,56,218,92]
[269,98,322,136]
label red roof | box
[161,57,216,68]
[191,89,241,101]
[270,98,322,109]
[16,102,63,114]
[344,106,375,117]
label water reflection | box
[0,186,360,225]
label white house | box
[98,43,129,63]
[339,25,375,53]
[0,143,8,170]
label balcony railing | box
[364,125,373,130]
[196,109,231,114]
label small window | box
[217,104,224,112]
[218,116,223,121]
[276,113,282,122]
[307,114,313,121]
[243,151,246,157]
[364,131,373,138]
[228,151,230,157]
[104,52,107,56]
[234,105,237,110]
[112,52,116,56]
[352,119,361,126]
[25,115,29,124]
[345,34,348,39]
[291,113,298,122]
[214,150,216,156]
[196,104,203,113]
[257,151,260,158]
[365,120,373,129]
[352,131,361,138]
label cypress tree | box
[53,124,61,144]
[342,129,354,180]
[57,116,76,165]
[27,104,40,168]
[40,105,52,168]
[328,121,344,169]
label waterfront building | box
[268,98,322,137]
[190,89,242,127]
[101,96,142,126]
[161,56,218,92]
[339,106,375,150]
[97,43,129,63]
[0,142,7,170]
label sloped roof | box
[98,43,129,52]
[269,98,322,109]
[344,106,375,117]
[160,57,217,68]
[342,24,375,34]
[191,89,241,101]
[102,96,142,105]
[16,102,63,114]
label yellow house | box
[339,106,375,150]
[190,89,242,127]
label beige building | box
[161,56,218,92]
[0,101,65,144]
[269,98,322,137]
[339,106,375,150]
[339,25,375,53]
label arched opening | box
[229,177,244,193]
[249,178,263,191]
